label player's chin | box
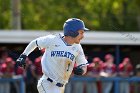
[75,40,81,44]
[75,42,80,44]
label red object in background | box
[16,67,24,75]
[41,48,45,54]
[34,57,43,75]
[119,63,133,72]
[1,63,14,73]
[5,57,15,65]
[118,57,133,73]
[105,54,113,60]
[1,57,15,73]
[102,63,116,73]
[0,57,15,75]
[92,57,100,63]
[87,63,103,73]
[87,57,103,72]
[34,57,41,67]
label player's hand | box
[16,54,27,68]
[73,66,84,75]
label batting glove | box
[16,54,27,68]
[73,66,84,75]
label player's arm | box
[74,62,87,76]
[16,39,38,68]
[22,35,51,55]
[16,36,51,68]
[74,45,88,75]
[23,39,38,56]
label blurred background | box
[0,0,140,93]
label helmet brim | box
[83,27,89,31]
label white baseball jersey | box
[35,34,87,84]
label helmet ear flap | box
[64,21,79,37]
[64,30,79,37]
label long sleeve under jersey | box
[23,39,37,56]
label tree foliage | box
[0,0,140,31]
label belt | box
[47,77,64,87]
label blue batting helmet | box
[63,18,89,37]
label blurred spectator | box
[100,54,117,93]
[86,57,103,93]
[15,66,25,93]
[24,58,38,93]
[16,66,24,76]
[118,57,133,93]
[0,48,9,66]
[0,57,15,93]
[132,64,140,93]
[34,57,43,80]
[0,57,15,78]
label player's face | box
[74,30,85,44]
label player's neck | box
[63,36,74,45]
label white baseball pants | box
[37,75,65,93]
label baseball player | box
[16,18,89,93]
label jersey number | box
[66,61,71,71]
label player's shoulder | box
[73,43,82,49]
[72,44,84,53]
[39,34,58,40]
[47,33,63,38]
[45,34,57,38]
